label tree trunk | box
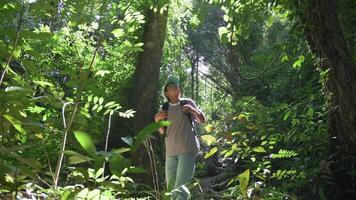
[191,53,197,100]
[296,0,356,198]
[131,6,168,185]
[195,54,199,102]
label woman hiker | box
[154,76,206,200]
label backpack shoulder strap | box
[161,102,169,137]
[180,99,188,106]
[162,102,169,111]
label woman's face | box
[165,84,180,100]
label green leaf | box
[73,131,96,156]
[92,104,98,111]
[87,95,93,102]
[80,108,91,118]
[103,109,111,115]
[224,149,234,158]
[95,168,104,179]
[204,147,218,159]
[26,106,46,114]
[3,115,27,135]
[252,146,266,153]
[131,121,171,151]
[94,70,110,77]
[227,176,238,187]
[22,158,43,170]
[93,155,106,172]
[96,151,112,160]
[87,189,101,199]
[135,42,144,47]
[104,101,115,107]
[293,55,305,69]
[121,136,133,146]
[5,86,31,93]
[109,154,126,177]
[76,188,89,199]
[111,148,131,154]
[93,96,98,104]
[17,157,42,170]
[33,80,54,87]
[98,97,104,105]
[307,107,314,118]
[127,166,146,174]
[218,26,229,36]
[223,14,229,22]
[97,106,103,112]
[0,147,42,170]
[65,151,94,164]
[283,110,291,121]
[111,28,124,38]
[201,135,217,146]
[238,169,250,198]
[189,14,200,27]
[12,45,21,58]
[118,109,136,118]
[281,55,289,62]
[204,124,214,132]
[270,149,298,159]
[6,144,35,152]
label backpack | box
[161,99,197,136]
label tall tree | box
[131,1,169,185]
[191,52,198,100]
[284,0,356,198]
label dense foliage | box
[1,0,355,199]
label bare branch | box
[0,0,25,86]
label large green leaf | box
[201,134,217,146]
[109,154,126,177]
[3,115,27,135]
[252,146,266,153]
[6,144,35,152]
[73,131,96,156]
[121,136,133,146]
[0,146,42,170]
[238,168,250,198]
[131,121,171,151]
[87,189,101,199]
[293,55,305,69]
[127,166,146,174]
[111,28,124,38]
[64,150,94,164]
[93,155,106,172]
[75,188,89,199]
[4,86,31,93]
[204,147,218,159]
[33,80,54,87]
[111,148,131,154]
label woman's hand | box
[182,104,197,114]
[182,104,206,124]
[155,110,168,122]
[158,128,165,135]
[155,110,168,135]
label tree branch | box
[0,0,25,86]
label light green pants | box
[165,153,196,200]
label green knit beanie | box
[162,76,179,101]
[164,75,179,90]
